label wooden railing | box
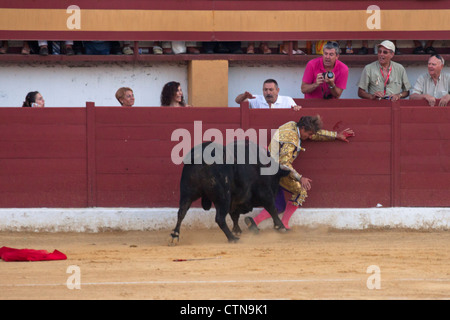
[0,99,448,208]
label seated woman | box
[160,81,190,107]
[115,87,135,107]
[22,91,45,107]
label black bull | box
[170,140,290,244]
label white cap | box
[377,40,395,53]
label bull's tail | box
[201,196,212,211]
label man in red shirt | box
[301,41,349,99]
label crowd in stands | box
[0,40,444,56]
[23,81,190,109]
[9,39,449,108]
[233,41,448,107]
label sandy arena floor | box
[0,227,449,300]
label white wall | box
[0,60,427,108]
[0,61,188,107]
[0,207,448,232]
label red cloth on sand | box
[0,246,67,262]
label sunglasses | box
[430,53,444,65]
[378,50,392,54]
[326,41,340,48]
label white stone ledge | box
[0,207,448,232]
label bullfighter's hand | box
[300,177,312,191]
[336,128,355,142]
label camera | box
[322,71,334,79]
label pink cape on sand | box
[0,246,67,262]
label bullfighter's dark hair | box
[297,115,323,133]
[263,79,279,88]
[22,91,39,108]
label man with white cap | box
[358,40,411,101]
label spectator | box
[22,91,45,108]
[21,41,31,55]
[122,41,134,55]
[235,78,301,110]
[83,41,112,55]
[38,41,74,56]
[0,41,6,54]
[345,40,354,54]
[345,40,369,55]
[246,42,271,54]
[358,40,369,54]
[358,40,411,101]
[301,41,349,99]
[410,54,450,106]
[185,42,201,54]
[161,81,190,107]
[115,87,135,107]
[280,41,305,55]
[156,41,200,54]
[72,41,84,55]
[392,40,401,55]
[314,40,334,55]
[152,42,163,54]
[413,40,436,55]
[203,42,242,54]
[0,41,31,55]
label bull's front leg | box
[215,206,239,243]
[230,211,242,236]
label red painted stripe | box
[0,0,214,10]
[2,30,446,42]
[213,31,450,41]
[1,0,448,11]
[213,0,450,11]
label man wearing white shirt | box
[410,54,450,107]
[235,78,301,231]
[235,79,301,110]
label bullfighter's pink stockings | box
[253,202,298,229]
